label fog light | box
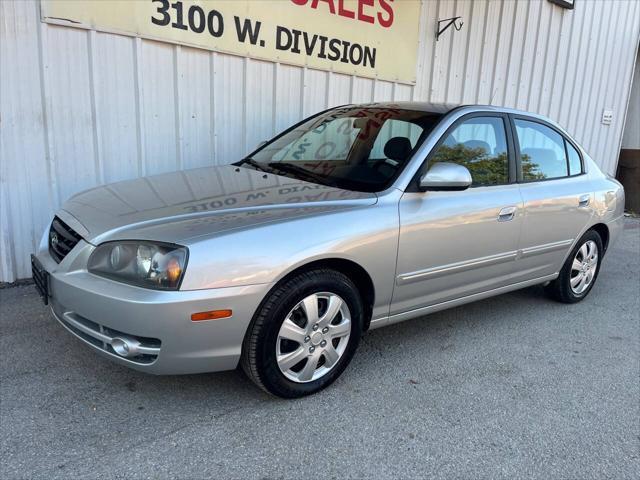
[111,337,141,358]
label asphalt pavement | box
[1,219,638,479]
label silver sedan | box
[32,103,625,397]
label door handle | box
[578,194,590,207]
[498,206,517,222]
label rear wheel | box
[545,230,603,303]
[241,269,363,398]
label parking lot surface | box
[1,219,638,479]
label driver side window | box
[430,116,509,187]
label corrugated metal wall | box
[1,0,639,282]
[622,49,640,149]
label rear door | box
[510,116,594,281]
[392,113,523,315]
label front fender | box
[180,195,401,320]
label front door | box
[392,114,523,316]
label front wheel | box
[241,269,363,398]
[545,230,603,303]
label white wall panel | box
[491,0,517,107]
[211,53,244,165]
[1,0,639,282]
[245,58,275,152]
[1,0,51,281]
[140,41,178,175]
[326,72,351,106]
[351,77,375,103]
[93,32,139,183]
[302,68,328,117]
[603,1,640,174]
[177,46,214,171]
[44,24,98,202]
[536,5,562,115]
[394,83,414,102]
[502,1,527,108]
[527,2,552,112]
[547,4,576,122]
[274,63,303,132]
[373,80,393,102]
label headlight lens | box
[88,241,188,290]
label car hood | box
[61,165,377,244]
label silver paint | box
[34,103,626,375]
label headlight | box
[88,241,188,290]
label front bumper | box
[34,243,270,375]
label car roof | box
[346,101,458,114]
[348,102,568,136]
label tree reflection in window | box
[515,119,570,181]
[520,153,547,180]
[429,117,514,187]
[431,144,509,186]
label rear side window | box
[515,119,568,181]
[430,116,509,186]
[566,141,583,176]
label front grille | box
[49,217,82,263]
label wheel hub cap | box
[570,240,599,295]
[276,292,352,383]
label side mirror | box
[419,162,472,191]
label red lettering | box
[378,0,394,28]
[358,119,381,141]
[291,0,394,28]
[358,0,375,24]
[311,0,336,14]
[337,0,355,19]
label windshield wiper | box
[235,157,272,173]
[267,162,334,187]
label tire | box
[241,269,364,398]
[545,229,603,303]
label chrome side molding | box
[397,240,574,285]
[519,239,574,258]
[397,251,518,285]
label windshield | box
[238,106,443,192]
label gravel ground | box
[1,219,638,480]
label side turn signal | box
[191,309,233,321]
